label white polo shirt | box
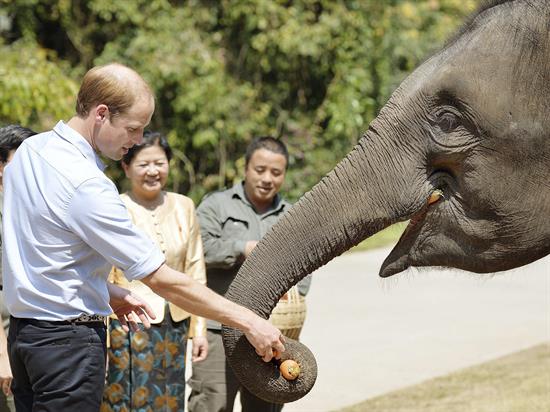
[2,121,165,320]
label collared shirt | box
[2,121,165,321]
[197,182,311,329]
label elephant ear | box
[222,326,318,403]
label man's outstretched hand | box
[108,283,156,332]
[245,316,285,363]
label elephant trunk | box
[222,117,426,403]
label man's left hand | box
[108,283,156,332]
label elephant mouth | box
[379,172,454,278]
[379,212,427,278]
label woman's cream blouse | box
[110,191,207,337]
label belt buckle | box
[71,314,105,323]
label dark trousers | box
[8,317,106,412]
[188,329,283,412]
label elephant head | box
[222,0,550,403]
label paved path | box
[280,247,550,411]
[200,246,549,412]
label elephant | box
[222,0,550,404]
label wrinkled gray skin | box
[222,0,550,403]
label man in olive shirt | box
[188,136,311,412]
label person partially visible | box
[2,64,284,412]
[188,136,311,412]
[102,131,208,412]
[0,125,36,412]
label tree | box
[0,0,477,202]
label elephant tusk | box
[428,189,444,205]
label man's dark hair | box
[245,136,289,169]
[0,124,37,163]
[122,130,173,165]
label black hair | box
[0,124,37,163]
[245,136,289,169]
[121,130,173,165]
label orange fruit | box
[280,359,300,380]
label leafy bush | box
[0,0,476,202]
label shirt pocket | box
[221,217,249,239]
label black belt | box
[11,314,106,325]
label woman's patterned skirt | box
[101,308,190,412]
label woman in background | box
[102,131,207,412]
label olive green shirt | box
[197,182,311,330]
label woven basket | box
[268,286,307,340]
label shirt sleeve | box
[65,178,165,280]
[184,198,207,286]
[196,194,247,269]
[184,199,207,338]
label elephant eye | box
[435,110,460,132]
[426,101,479,149]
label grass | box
[349,222,408,252]
[337,343,550,412]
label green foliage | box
[0,39,78,130]
[0,0,477,203]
